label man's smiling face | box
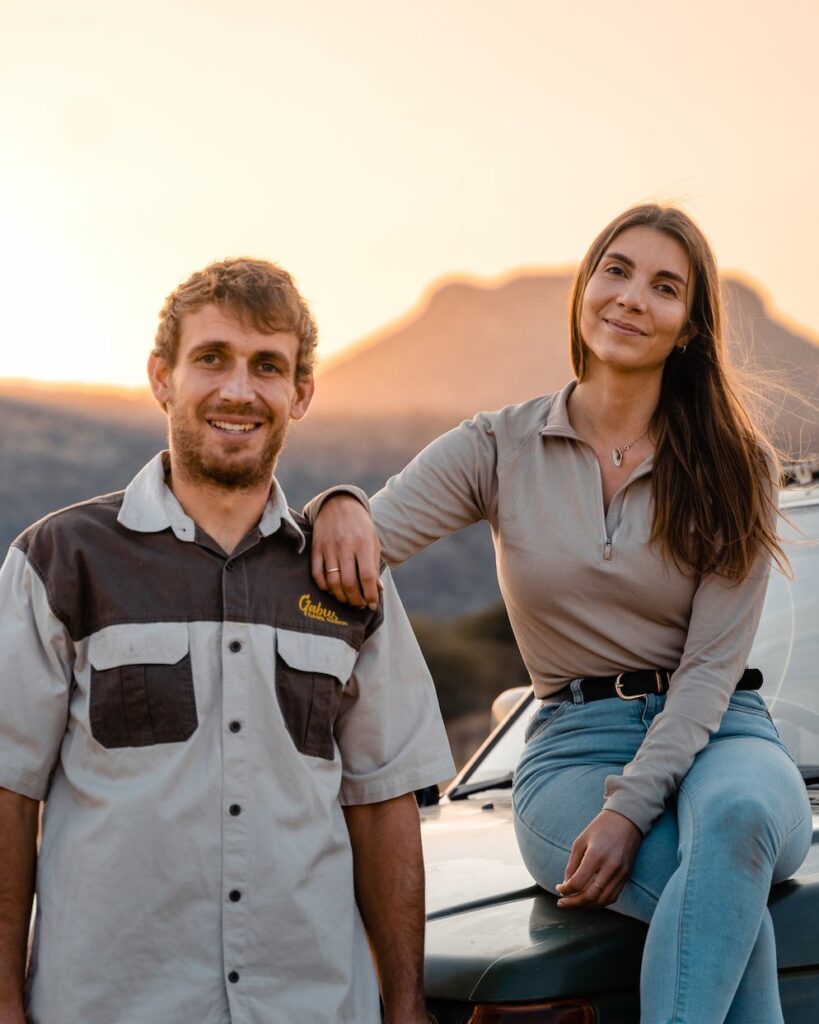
[149,303,313,491]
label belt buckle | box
[614,671,665,701]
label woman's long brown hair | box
[569,204,786,582]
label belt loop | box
[569,678,585,705]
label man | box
[0,259,454,1024]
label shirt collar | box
[117,452,306,552]
[539,379,654,479]
[259,477,307,551]
[539,379,581,439]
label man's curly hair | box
[153,258,318,379]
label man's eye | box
[199,353,220,365]
[259,363,281,375]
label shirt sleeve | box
[334,568,455,805]
[0,546,74,800]
[301,484,371,521]
[303,415,500,568]
[602,548,773,834]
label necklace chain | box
[574,393,650,468]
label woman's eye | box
[604,264,626,277]
[655,283,678,296]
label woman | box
[306,205,812,1023]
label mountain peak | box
[312,270,817,433]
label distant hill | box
[315,273,575,417]
[314,274,818,453]
[1,395,165,539]
[0,379,165,428]
[2,270,817,616]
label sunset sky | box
[2,1,818,387]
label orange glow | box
[2,1,818,388]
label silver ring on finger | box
[592,877,604,891]
[326,567,341,575]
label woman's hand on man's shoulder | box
[311,495,382,610]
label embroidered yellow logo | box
[299,593,348,626]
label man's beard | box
[167,401,288,491]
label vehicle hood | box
[422,794,536,917]
[421,794,819,1002]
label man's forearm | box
[344,793,428,1023]
[0,788,38,1017]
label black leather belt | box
[549,667,763,704]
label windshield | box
[751,504,819,770]
[457,502,819,791]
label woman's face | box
[579,225,693,377]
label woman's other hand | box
[555,809,642,909]
[311,496,382,609]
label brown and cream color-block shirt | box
[0,454,454,1024]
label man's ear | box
[147,352,172,411]
[289,373,315,422]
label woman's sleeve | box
[371,414,500,565]
[303,415,500,567]
[602,547,774,835]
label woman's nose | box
[616,280,647,312]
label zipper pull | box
[603,538,613,561]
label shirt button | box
[229,721,242,733]
[226,561,237,572]
[229,804,242,816]
[228,971,240,984]
[229,640,242,653]
[229,889,242,902]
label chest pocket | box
[275,629,357,760]
[87,624,197,749]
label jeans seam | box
[620,873,663,905]
[513,804,573,854]
[726,705,769,719]
[777,803,812,870]
[782,810,809,841]
[524,700,571,743]
[671,784,698,1022]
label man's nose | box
[219,364,256,403]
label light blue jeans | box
[512,688,813,1024]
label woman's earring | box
[678,343,687,354]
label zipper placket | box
[590,449,652,561]
[606,464,654,559]
[588,455,615,560]
[556,433,616,561]
[540,420,650,562]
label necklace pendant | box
[611,447,623,467]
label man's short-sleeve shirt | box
[0,454,454,1024]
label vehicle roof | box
[781,482,819,509]
[781,461,819,508]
